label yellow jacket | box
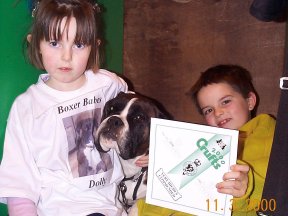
[232,114,275,215]
[136,114,275,216]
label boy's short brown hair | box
[189,64,258,116]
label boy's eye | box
[222,99,231,105]
[202,108,213,116]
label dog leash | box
[118,167,148,213]
[250,0,288,215]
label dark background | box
[123,0,285,124]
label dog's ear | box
[101,102,111,122]
[101,92,127,121]
[151,101,172,120]
[117,91,126,97]
[157,110,171,120]
[141,94,172,120]
[154,108,172,120]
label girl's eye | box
[74,42,85,49]
[49,41,59,47]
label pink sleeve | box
[7,197,37,216]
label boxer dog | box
[94,92,169,214]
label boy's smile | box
[197,82,256,130]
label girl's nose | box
[62,47,72,61]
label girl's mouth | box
[59,67,72,72]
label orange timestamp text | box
[206,198,277,212]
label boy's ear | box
[247,92,257,111]
[27,34,32,43]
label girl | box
[0,0,146,215]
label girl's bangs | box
[46,16,67,41]
[42,11,94,45]
[74,10,95,44]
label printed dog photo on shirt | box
[63,108,113,178]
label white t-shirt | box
[0,69,128,216]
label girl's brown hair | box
[26,0,102,71]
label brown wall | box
[123,0,285,124]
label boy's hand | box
[135,155,149,167]
[216,164,250,197]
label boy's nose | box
[214,107,224,117]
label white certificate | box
[146,118,239,216]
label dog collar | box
[118,167,148,212]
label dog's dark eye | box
[133,115,144,121]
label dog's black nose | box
[107,116,124,128]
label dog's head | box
[94,92,169,160]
